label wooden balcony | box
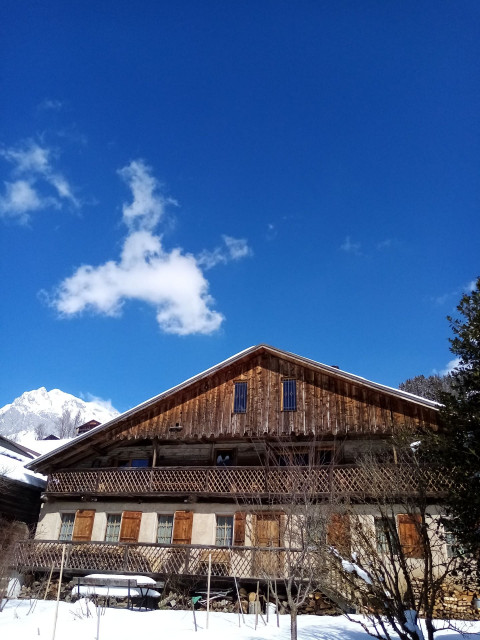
[44,465,452,499]
[14,539,348,591]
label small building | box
[0,436,46,526]
[77,419,101,436]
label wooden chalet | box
[19,344,445,595]
[0,436,45,527]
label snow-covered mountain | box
[0,387,119,439]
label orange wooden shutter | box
[172,511,193,545]
[119,511,142,542]
[327,514,351,556]
[398,514,423,558]
[233,512,246,546]
[72,509,95,541]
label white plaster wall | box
[36,500,241,544]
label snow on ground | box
[0,600,479,640]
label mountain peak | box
[0,387,119,439]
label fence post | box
[51,544,66,640]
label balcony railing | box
[14,539,351,595]
[45,465,452,498]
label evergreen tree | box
[439,277,480,555]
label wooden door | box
[254,513,282,576]
[119,511,142,543]
[72,509,95,541]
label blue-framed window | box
[233,381,247,413]
[282,379,297,411]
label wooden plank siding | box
[114,353,437,444]
[28,348,439,474]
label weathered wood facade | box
[23,345,442,589]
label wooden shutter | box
[398,514,423,558]
[327,514,351,556]
[233,512,246,546]
[172,511,193,545]
[119,511,142,543]
[72,509,95,541]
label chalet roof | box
[0,435,40,459]
[25,344,439,473]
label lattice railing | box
[14,540,308,580]
[13,539,358,609]
[45,465,451,498]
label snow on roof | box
[0,445,46,489]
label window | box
[282,379,297,411]
[215,449,235,466]
[118,458,149,468]
[233,381,247,413]
[305,514,327,547]
[215,515,234,546]
[59,513,75,541]
[443,522,464,558]
[157,514,174,544]
[105,514,122,542]
[276,447,309,466]
[374,517,399,554]
[58,510,95,542]
[317,449,333,465]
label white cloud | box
[198,235,252,269]
[0,139,78,222]
[82,393,119,415]
[118,159,176,231]
[440,357,460,376]
[48,160,250,336]
[0,180,45,221]
[340,236,361,255]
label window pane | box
[216,450,234,466]
[131,458,149,467]
[317,449,332,465]
[59,513,75,541]
[105,514,122,542]
[216,516,233,546]
[443,523,463,558]
[233,382,247,413]
[283,380,297,411]
[375,517,398,554]
[157,515,174,544]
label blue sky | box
[1,1,479,412]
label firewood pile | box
[16,575,342,616]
